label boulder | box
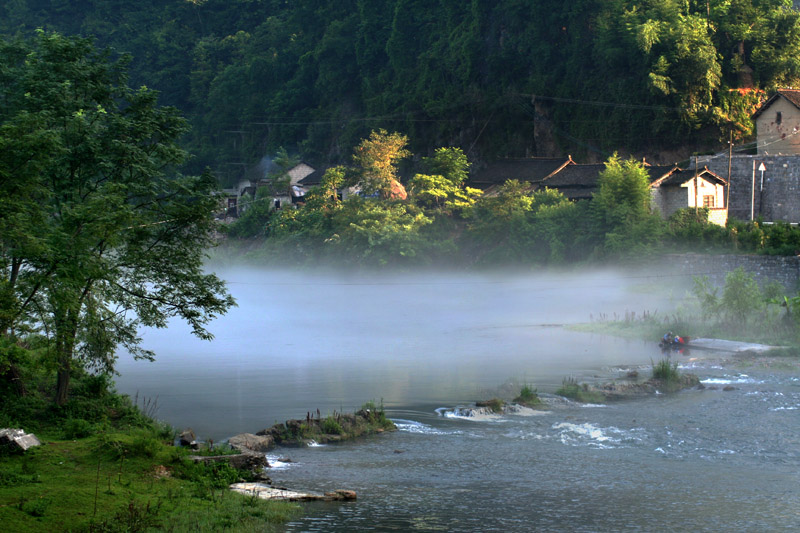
[228,433,274,454]
[324,489,357,501]
[178,428,197,448]
[0,428,41,452]
[230,483,357,501]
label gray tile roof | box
[469,158,572,188]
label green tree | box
[591,154,664,257]
[721,267,762,325]
[0,32,234,405]
[351,129,410,199]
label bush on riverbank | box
[0,369,299,532]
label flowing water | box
[115,268,800,532]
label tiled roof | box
[469,157,572,187]
[752,88,800,118]
[645,165,678,183]
[541,164,605,188]
[651,167,726,187]
[298,167,328,186]
[543,186,594,200]
[778,88,800,108]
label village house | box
[649,167,728,225]
[696,88,800,223]
[752,88,800,155]
[218,162,317,219]
[470,157,728,225]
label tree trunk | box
[54,310,78,406]
[55,361,70,406]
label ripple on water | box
[265,455,294,470]
[701,373,761,385]
[551,421,645,449]
[392,418,463,436]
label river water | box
[115,268,800,532]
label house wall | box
[650,187,687,217]
[650,177,726,225]
[698,154,800,222]
[756,97,800,155]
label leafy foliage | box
[4,2,800,180]
[0,32,234,405]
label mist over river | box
[115,268,800,531]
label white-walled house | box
[650,167,728,225]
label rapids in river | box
[115,268,800,532]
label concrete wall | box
[664,253,800,292]
[756,97,800,155]
[698,154,800,222]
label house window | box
[703,195,715,208]
[274,199,281,209]
[776,111,782,125]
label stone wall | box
[698,154,800,222]
[663,253,800,292]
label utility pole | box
[758,162,766,218]
[694,155,699,214]
[727,130,733,211]
[751,159,756,221]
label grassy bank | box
[0,374,299,532]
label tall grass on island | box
[0,371,299,532]
[573,268,800,353]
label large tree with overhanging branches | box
[0,31,235,405]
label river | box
[115,268,800,532]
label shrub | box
[321,416,344,435]
[513,384,541,406]
[556,377,606,404]
[476,398,505,413]
[63,418,94,439]
[651,359,680,382]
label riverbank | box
[0,376,300,532]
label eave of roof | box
[650,167,727,187]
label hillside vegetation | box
[3,1,800,183]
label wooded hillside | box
[3,1,800,184]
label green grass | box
[556,377,606,404]
[651,358,680,383]
[0,369,300,532]
[0,433,299,532]
[512,384,542,407]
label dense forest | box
[3,1,800,185]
